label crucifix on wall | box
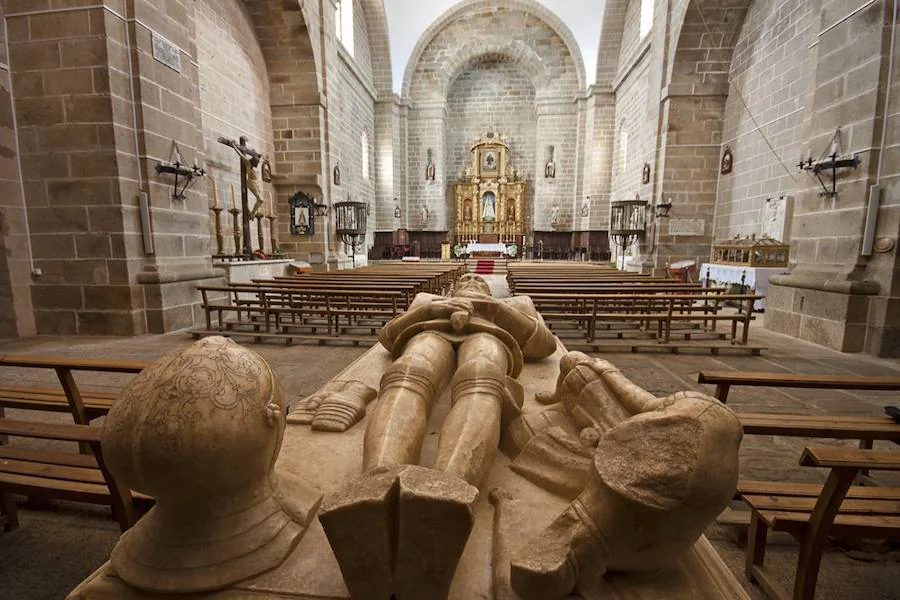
[218,135,263,260]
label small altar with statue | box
[453,130,526,251]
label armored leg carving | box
[363,333,454,471]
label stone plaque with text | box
[152,32,182,72]
[668,218,705,236]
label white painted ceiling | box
[383,0,607,93]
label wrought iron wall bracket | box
[799,153,860,198]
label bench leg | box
[745,512,768,582]
[1,492,18,531]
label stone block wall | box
[716,0,814,242]
[6,1,147,335]
[196,0,274,256]
[403,2,582,236]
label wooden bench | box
[742,447,900,600]
[698,371,900,404]
[0,418,151,532]
[0,355,150,424]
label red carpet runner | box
[474,259,494,274]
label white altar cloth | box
[466,242,508,254]
[700,263,787,311]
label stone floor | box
[1,275,899,599]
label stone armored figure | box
[319,273,557,600]
[101,337,322,594]
[503,351,743,599]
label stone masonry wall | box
[6,1,146,335]
[405,3,580,234]
[445,59,536,228]
[196,0,274,256]
[716,0,815,242]
[329,0,376,257]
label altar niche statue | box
[545,145,556,179]
[482,191,497,222]
[261,155,273,183]
[425,149,436,181]
[419,204,429,226]
[506,201,516,223]
[218,136,264,216]
[463,198,473,222]
[319,274,558,600]
[550,202,560,226]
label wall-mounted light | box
[155,140,205,200]
[655,197,673,218]
[798,127,860,198]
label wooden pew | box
[698,371,900,404]
[0,355,150,423]
[742,447,900,600]
[0,418,152,532]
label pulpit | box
[452,130,526,245]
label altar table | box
[700,263,787,311]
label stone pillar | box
[655,90,726,271]
[534,99,577,231]
[7,1,149,335]
[765,0,893,353]
[409,101,446,231]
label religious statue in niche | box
[482,149,498,173]
[333,164,341,186]
[463,198,473,222]
[545,145,556,179]
[420,205,429,226]
[289,191,315,236]
[721,146,733,174]
[550,202,560,226]
[425,149,436,181]
[482,191,497,222]
[393,205,401,219]
[261,156,273,183]
[642,162,651,184]
[507,201,516,223]
[581,199,589,217]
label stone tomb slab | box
[68,342,748,600]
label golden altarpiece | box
[452,131,526,244]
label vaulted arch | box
[401,0,585,99]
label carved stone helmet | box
[454,273,492,298]
[102,336,321,593]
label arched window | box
[361,130,370,180]
[336,0,355,56]
[640,0,654,38]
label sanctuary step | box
[468,259,507,275]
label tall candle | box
[230,184,236,210]
[269,191,274,217]
[210,176,218,209]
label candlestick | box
[267,214,278,256]
[268,191,274,218]
[229,207,241,256]
[211,206,225,256]
[210,176,219,209]
[230,183,236,211]
[256,211,265,254]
